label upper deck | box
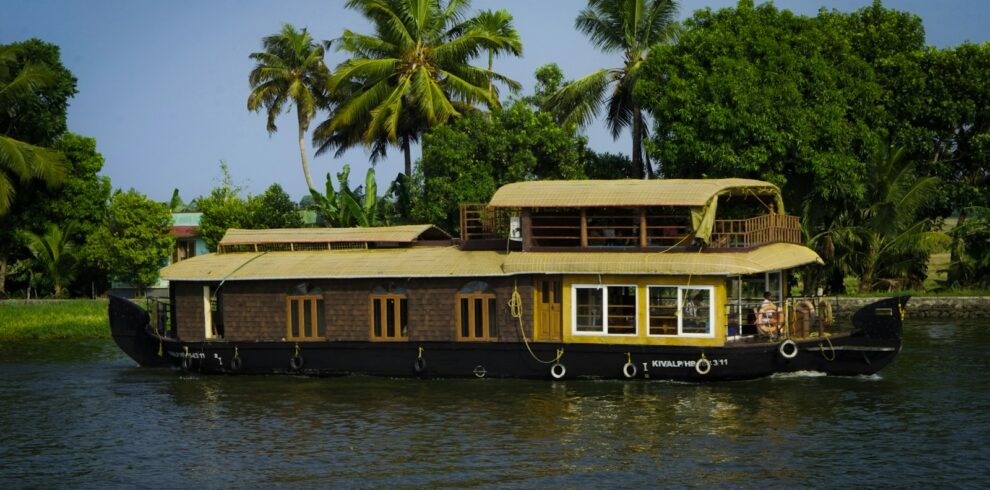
[459,179,803,251]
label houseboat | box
[109,178,906,381]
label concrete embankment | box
[829,296,990,319]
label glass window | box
[681,288,711,335]
[574,287,604,333]
[648,286,678,335]
[648,285,715,337]
[572,285,637,336]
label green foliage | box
[88,190,173,295]
[809,147,949,292]
[584,151,635,179]
[0,42,74,215]
[18,223,77,298]
[523,63,566,110]
[414,101,587,231]
[314,0,523,176]
[947,207,990,288]
[0,39,78,146]
[196,163,252,251]
[251,183,303,229]
[248,23,332,190]
[545,0,679,178]
[0,132,110,297]
[638,1,882,208]
[0,299,109,340]
[310,165,397,227]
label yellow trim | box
[561,275,726,347]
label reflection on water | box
[2,319,989,487]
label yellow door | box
[536,278,562,341]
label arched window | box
[456,281,497,341]
[370,284,408,340]
[286,283,325,341]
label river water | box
[1,319,988,488]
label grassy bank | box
[0,299,109,341]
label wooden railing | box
[711,214,802,248]
[460,203,802,249]
[459,204,510,241]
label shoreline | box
[828,296,990,319]
[0,296,985,342]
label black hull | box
[110,295,906,381]
[108,295,166,367]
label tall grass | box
[0,299,109,340]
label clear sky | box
[3,0,989,203]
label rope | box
[819,334,836,361]
[509,283,563,365]
[213,251,270,300]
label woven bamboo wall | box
[175,277,535,343]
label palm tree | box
[248,24,332,191]
[817,147,949,292]
[0,45,67,215]
[545,0,679,179]
[19,223,77,298]
[314,0,523,177]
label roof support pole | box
[580,209,588,248]
[639,208,647,248]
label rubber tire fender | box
[622,362,637,379]
[290,355,304,370]
[695,357,712,375]
[550,363,566,380]
[779,339,799,359]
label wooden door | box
[536,278,562,341]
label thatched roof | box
[161,243,820,281]
[162,247,506,281]
[500,243,822,276]
[217,225,450,253]
[487,178,781,209]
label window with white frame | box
[648,286,714,337]
[572,285,637,335]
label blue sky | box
[3,0,989,203]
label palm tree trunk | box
[297,107,316,191]
[402,136,412,177]
[632,105,645,179]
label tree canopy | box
[0,40,76,215]
[88,190,174,295]
[414,100,587,231]
[314,0,523,176]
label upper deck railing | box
[460,204,803,249]
[710,214,802,248]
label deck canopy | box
[486,179,786,245]
[487,178,783,210]
[162,247,506,281]
[217,224,450,253]
[501,243,822,276]
[161,243,821,281]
